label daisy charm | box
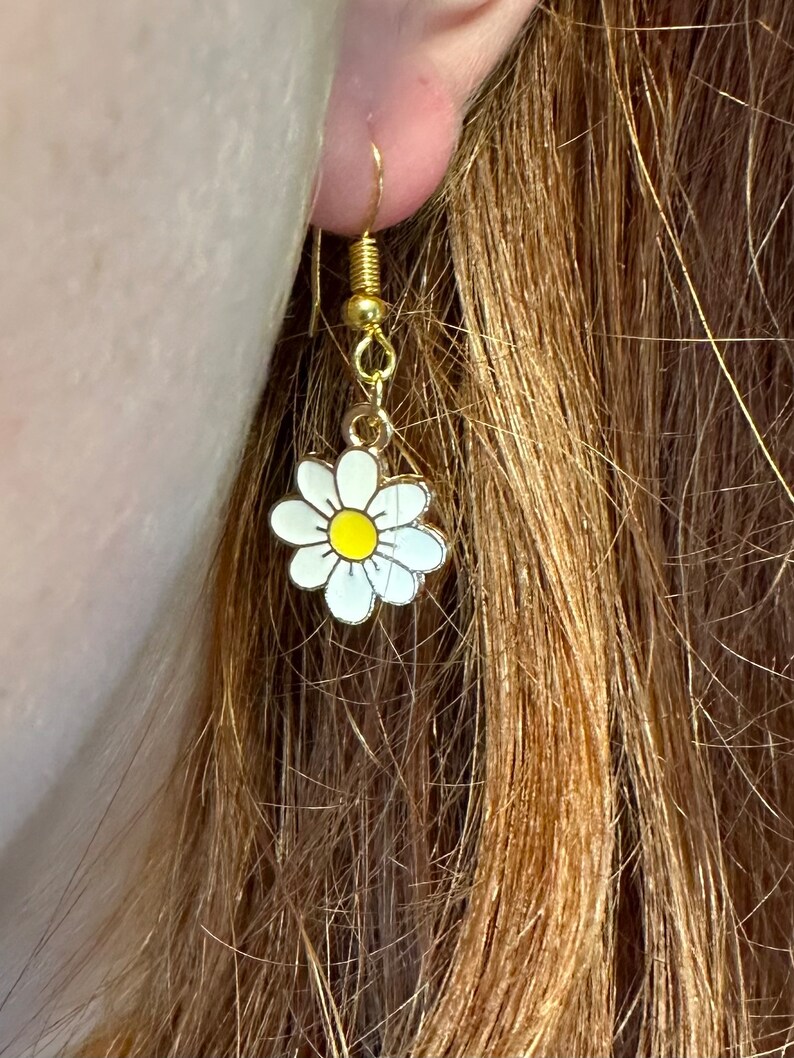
[269,445,447,624]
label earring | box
[268,144,448,625]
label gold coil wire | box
[349,235,381,297]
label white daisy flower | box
[269,446,447,624]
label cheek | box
[0,0,341,850]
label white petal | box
[289,544,339,590]
[296,458,339,518]
[325,560,376,624]
[364,556,419,605]
[335,448,380,510]
[270,499,328,546]
[367,481,430,529]
[378,525,447,573]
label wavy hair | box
[83,2,794,1054]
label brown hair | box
[84,2,794,1054]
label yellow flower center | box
[328,509,378,561]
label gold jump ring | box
[341,403,394,452]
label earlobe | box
[310,52,460,236]
[311,0,539,236]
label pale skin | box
[0,0,537,1050]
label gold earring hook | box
[344,142,397,392]
[309,142,384,339]
[363,142,384,236]
[309,224,323,338]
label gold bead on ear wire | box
[268,144,448,625]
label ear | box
[311,0,540,235]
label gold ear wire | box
[308,143,383,341]
[363,142,384,236]
[343,143,395,388]
[308,224,323,339]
